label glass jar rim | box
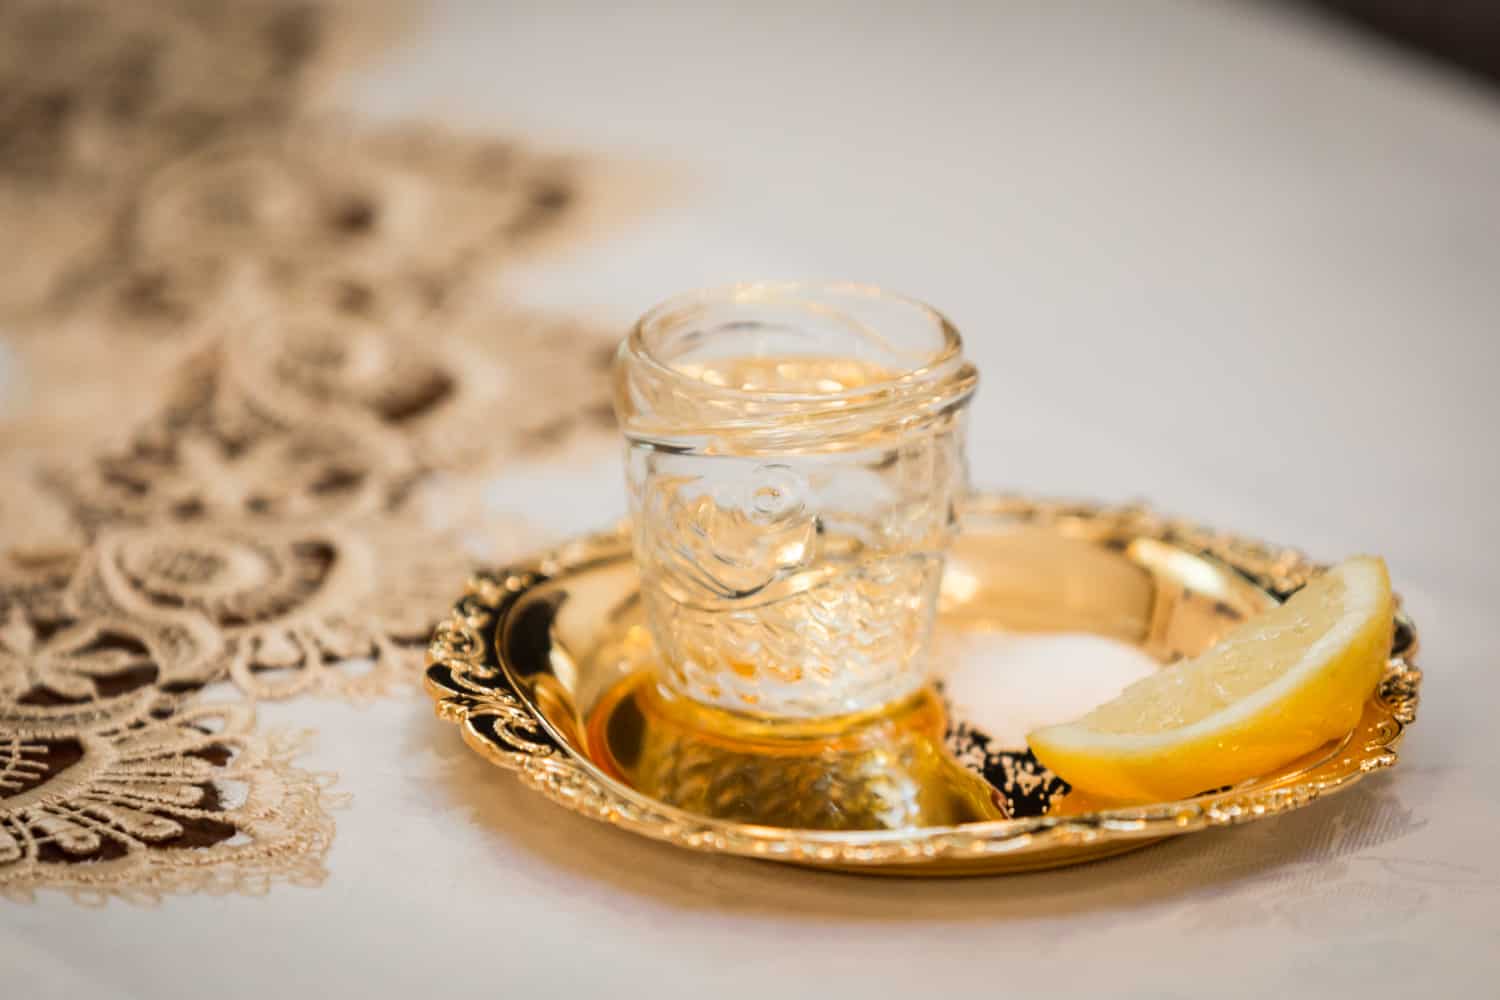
[624,280,967,403]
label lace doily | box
[0,0,646,902]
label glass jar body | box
[616,283,976,721]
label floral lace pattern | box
[0,689,341,904]
[0,0,646,901]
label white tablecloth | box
[8,2,1500,996]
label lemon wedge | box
[1027,555,1393,802]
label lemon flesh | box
[1027,556,1394,802]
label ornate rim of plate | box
[423,494,1422,875]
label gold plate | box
[424,495,1422,875]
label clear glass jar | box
[614,282,977,721]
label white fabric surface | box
[8,1,1500,996]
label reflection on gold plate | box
[588,677,1006,830]
[424,495,1422,876]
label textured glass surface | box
[616,284,975,720]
